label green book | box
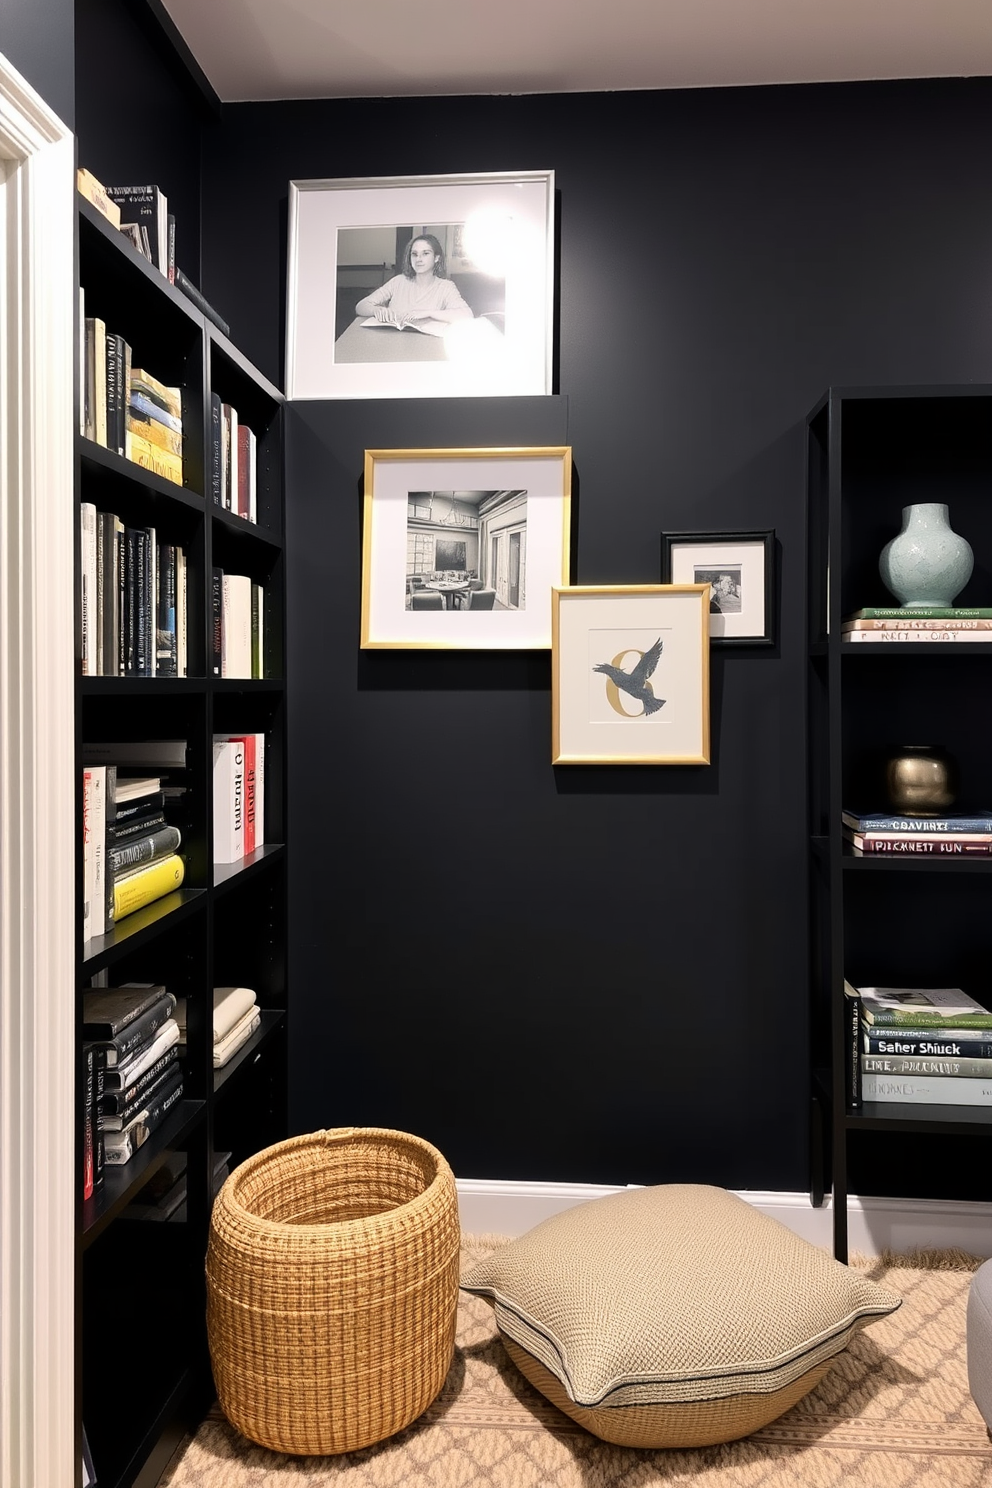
[849,606,992,619]
[853,983,992,1029]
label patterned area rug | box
[159,1236,992,1488]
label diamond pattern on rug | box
[156,1239,992,1488]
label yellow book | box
[77,167,121,228]
[126,412,183,458]
[114,854,185,922]
[130,367,182,421]
[127,428,183,486]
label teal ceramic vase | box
[878,503,973,609]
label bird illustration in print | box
[593,638,666,714]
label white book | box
[80,502,98,676]
[862,1073,992,1106]
[841,629,991,643]
[214,1007,261,1068]
[82,765,107,941]
[176,544,187,677]
[221,573,252,679]
[213,985,258,1043]
[212,737,245,863]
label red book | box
[226,735,256,854]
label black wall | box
[3,0,74,125]
[198,81,992,1193]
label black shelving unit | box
[75,193,289,1488]
[807,384,992,1261]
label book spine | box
[176,545,187,678]
[865,1027,992,1054]
[863,1053,992,1078]
[242,737,256,855]
[80,502,98,677]
[156,541,178,678]
[842,812,992,833]
[844,618,992,630]
[211,567,223,676]
[842,629,991,642]
[104,332,121,456]
[174,267,230,336]
[82,1044,95,1201]
[209,393,223,505]
[110,790,166,826]
[865,1010,992,1030]
[845,986,862,1109]
[91,318,107,445]
[113,855,185,924]
[102,1047,179,1114]
[212,740,245,864]
[123,527,138,676]
[82,766,107,941]
[167,213,176,283]
[254,733,265,848]
[853,606,992,619]
[83,314,96,440]
[850,836,992,855]
[92,1047,106,1189]
[236,424,251,518]
[108,824,182,877]
[862,1073,992,1105]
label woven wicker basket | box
[205,1126,461,1455]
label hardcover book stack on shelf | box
[210,392,258,522]
[212,735,265,865]
[842,808,992,857]
[841,606,992,643]
[211,569,265,679]
[845,981,992,1108]
[79,304,185,488]
[82,747,188,941]
[83,985,184,1167]
[175,985,260,1070]
[79,501,187,677]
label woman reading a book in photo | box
[355,234,473,328]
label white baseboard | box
[455,1178,992,1258]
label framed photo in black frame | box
[661,530,776,647]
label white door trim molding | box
[0,49,75,1488]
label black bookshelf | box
[807,385,992,1260]
[75,194,289,1488]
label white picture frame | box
[552,586,711,765]
[361,447,571,650]
[286,171,555,400]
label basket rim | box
[214,1126,456,1239]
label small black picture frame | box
[660,530,776,647]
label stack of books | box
[175,986,260,1069]
[82,749,188,941]
[842,807,992,857]
[842,606,992,644]
[127,368,183,487]
[212,735,265,864]
[83,985,184,1167]
[845,981,992,1107]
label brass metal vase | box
[884,745,957,816]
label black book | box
[102,1045,179,1115]
[211,567,223,676]
[174,267,230,337]
[103,1063,182,1132]
[93,1046,106,1190]
[98,511,119,677]
[108,807,167,843]
[109,789,166,827]
[109,823,182,876]
[104,332,125,456]
[123,526,139,675]
[106,184,166,275]
[83,984,170,1038]
[156,541,177,677]
[82,1043,95,1199]
[209,391,223,506]
[86,990,177,1066]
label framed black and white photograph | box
[552,586,710,764]
[286,171,555,400]
[361,447,571,649]
[661,530,776,646]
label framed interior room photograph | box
[286,171,555,400]
[361,447,572,649]
[660,530,776,646]
[552,586,711,765]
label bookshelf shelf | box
[74,184,288,1488]
[806,384,992,1261]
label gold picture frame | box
[361,447,572,649]
[552,585,711,764]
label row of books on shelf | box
[78,167,230,336]
[842,807,992,857]
[80,503,186,677]
[844,981,992,1109]
[213,735,266,864]
[842,606,992,643]
[82,984,185,1187]
[80,308,185,487]
[211,394,261,522]
[213,569,266,679]
[82,761,187,942]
